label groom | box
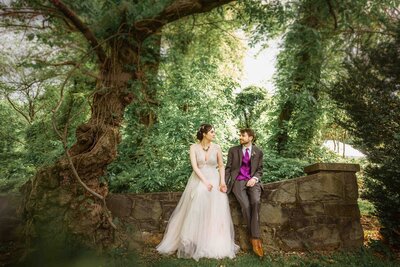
[224,128,264,258]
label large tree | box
[268,0,331,158]
[1,0,235,249]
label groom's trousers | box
[232,180,262,239]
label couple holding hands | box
[157,124,264,261]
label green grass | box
[140,247,400,267]
[358,198,376,216]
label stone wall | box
[0,194,21,243]
[0,163,364,255]
[0,194,23,265]
[106,163,364,252]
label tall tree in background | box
[1,0,235,249]
[235,85,268,129]
[269,0,331,158]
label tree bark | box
[276,100,294,155]
[136,34,161,127]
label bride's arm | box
[190,145,212,190]
[217,145,227,192]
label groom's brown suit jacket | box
[225,145,264,193]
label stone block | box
[139,220,160,231]
[349,221,364,241]
[106,194,133,218]
[285,224,341,251]
[133,200,162,220]
[161,202,178,220]
[132,192,182,202]
[338,219,364,249]
[299,173,344,201]
[267,182,296,204]
[290,216,312,229]
[336,218,364,249]
[343,173,359,202]
[314,215,339,225]
[301,225,340,246]
[304,163,360,175]
[261,204,287,225]
[301,203,325,216]
[230,204,243,225]
[325,204,361,218]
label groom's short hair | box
[240,128,255,140]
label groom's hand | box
[246,178,257,187]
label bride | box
[156,123,239,261]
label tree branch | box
[5,95,32,124]
[49,0,107,64]
[326,0,337,30]
[0,23,51,30]
[135,0,235,37]
[36,60,101,80]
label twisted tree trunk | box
[22,43,137,248]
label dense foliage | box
[330,23,400,247]
[107,11,242,192]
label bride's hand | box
[205,182,213,192]
[219,184,227,193]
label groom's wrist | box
[252,177,259,183]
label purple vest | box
[236,148,251,181]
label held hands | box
[219,184,227,193]
[203,182,228,192]
[246,178,257,187]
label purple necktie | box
[244,148,250,161]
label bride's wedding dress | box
[156,144,239,261]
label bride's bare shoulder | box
[212,143,222,150]
[190,143,199,150]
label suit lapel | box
[237,145,243,165]
[250,145,258,175]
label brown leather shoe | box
[250,238,264,258]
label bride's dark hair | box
[196,123,213,141]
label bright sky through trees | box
[240,37,281,94]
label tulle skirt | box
[156,166,239,261]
